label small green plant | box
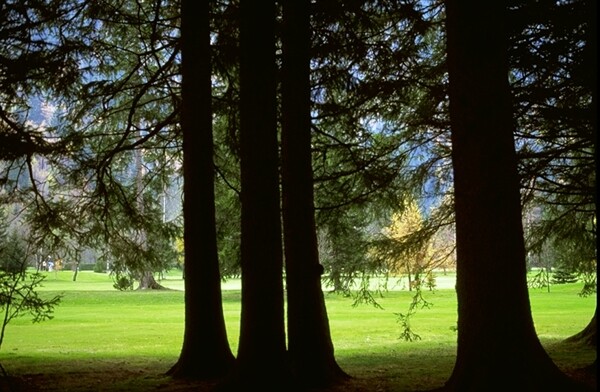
[395,276,433,342]
[112,273,135,291]
[0,270,62,375]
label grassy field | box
[0,270,596,391]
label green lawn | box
[0,270,595,391]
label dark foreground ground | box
[0,360,595,392]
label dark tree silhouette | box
[442,1,591,390]
[563,0,597,352]
[168,0,234,379]
[218,0,292,389]
[280,0,349,387]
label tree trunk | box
[134,114,162,291]
[72,260,80,282]
[565,307,597,347]
[281,0,349,387]
[218,1,292,389]
[137,271,166,290]
[562,0,597,354]
[442,1,590,390]
[168,0,234,379]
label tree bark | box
[564,0,597,354]
[565,308,597,347]
[218,0,292,389]
[442,1,591,390]
[137,271,167,290]
[168,0,235,379]
[281,0,349,387]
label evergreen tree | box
[551,267,579,285]
[281,0,348,386]
[443,1,588,390]
[219,1,292,389]
[167,0,234,379]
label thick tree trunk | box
[565,307,597,347]
[281,0,349,387]
[137,271,167,290]
[562,0,596,355]
[218,1,292,390]
[168,0,234,379]
[442,1,590,391]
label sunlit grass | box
[1,270,595,391]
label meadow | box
[0,270,595,391]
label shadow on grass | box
[1,339,595,392]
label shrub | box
[113,275,134,291]
[0,231,27,274]
[93,260,106,273]
[551,268,579,284]
[78,263,96,271]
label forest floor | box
[0,357,595,392]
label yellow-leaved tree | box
[378,199,455,291]
[381,200,428,290]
